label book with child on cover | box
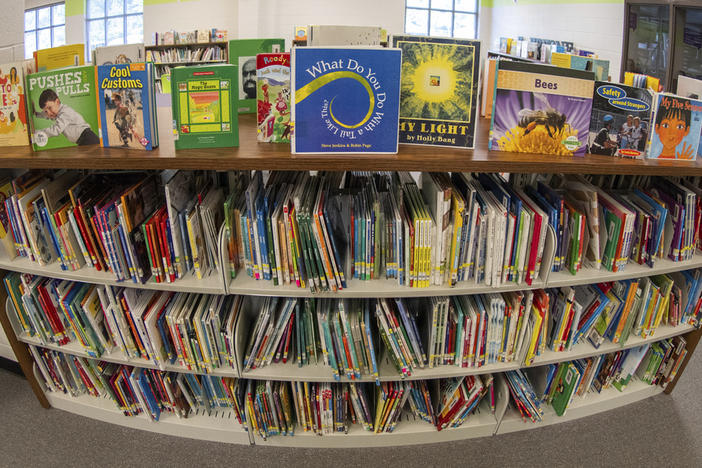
[646,93,702,161]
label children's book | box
[228,38,285,113]
[677,75,702,158]
[392,35,481,149]
[0,61,32,146]
[291,47,401,154]
[308,25,382,46]
[256,53,291,143]
[646,93,702,161]
[489,61,595,156]
[34,44,85,72]
[588,81,654,158]
[170,64,239,149]
[26,65,100,151]
[92,44,146,66]
[97,62,158,150]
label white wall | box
[143,0,239,44]
[486,0,625,80]
[238,0,405,49]
[0,0,26,62]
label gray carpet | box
[1,351,702,468]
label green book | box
[26,65,100,151]
[170,64,239,149]
[551,363,581,416]
[228,38,285,113]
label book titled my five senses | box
[291,47,401,154]
[489,61,595,156]
[170,64,239,149]
[97,62,158,150]
[588,81,653,159]
[26,65,101,151]
[392,35,481,149]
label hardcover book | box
[646,93,702,161]
[34,44,85,72]
[256,53,291,143]
[170,64,239,149]
[392,35,481,148]
[677,75,702,158]
[0,61,31,146]
[92,44,146,66]
[489,61,595,156]
[308,25,382,46]
[228,38,285,113]
[26,65,100,151]
[291,47,401,154]
[588,81,654,158]
[97,62,158,150]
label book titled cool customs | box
[291,47,401,154]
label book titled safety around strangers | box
[392,35,481,149]
[291,47,401,154]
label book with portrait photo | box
[228,38,285,113]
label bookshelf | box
[1,112,702,447]
[145,42,229,81]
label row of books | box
[151,29,228,46]
[145,46,227,64]
[10,269,700,380]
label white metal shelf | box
[497,379,663,434]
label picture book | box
[291,47,401,154]
[677,75,702,158]
[646,93,702,161]
[34,44,85,72]
[588,82,654,158]
[170,64,239,149]
[26,65,100,151]
[92,44,146,66]
[489,61,595,156]
[97,62,158,150]
[0,61,32,146]
[392,35,481,149]
[308,25,382,46]
[228,38,285,113]
[256,53,291,143]
[294,26,308,43]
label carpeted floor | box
[1,351,701,468]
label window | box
[405,0,478,39]
[24,3,66,59]
[86,0,143,59]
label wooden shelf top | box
[2,109,702,174]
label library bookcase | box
[1,112,701,448]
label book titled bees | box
[97,62,158,150]
[170,64,239,149]
[392,35,481,149]
[489,61,595,156]
[291,47,401,154]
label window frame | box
[24,2,66,59]
[85,0,143,59]
[404,1,479,39]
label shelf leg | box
[663,326,702,395]
[0,270,50,409]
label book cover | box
[26,65,101,151]
[0,61,31,146]
[228,38,285,113]
[291,47,401,154]
[489,61,595,156]
[34,44,85,72]
[308,25,382,46]
[646,93,702,161]
[92,44,145,66]
[97,62,157,150]
[256,53,291,143]
[677,75,702,158]
[392,35,480,148]
[170,64,239,149]
[588,82,654,158]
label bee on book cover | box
[392,35,481,148]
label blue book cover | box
[96,63,157,150]
[291,47,401,154]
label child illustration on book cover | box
[648,95,701,160]
[0,66,28,145]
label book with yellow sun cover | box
[392,35,481,148]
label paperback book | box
[26,65,101,150]
[170,64,239,149]
[34,44,85,72]
[256,53,291,143]
[677,75,702,158]
[291,47,401,154]
[0,61,31,146]
[646,93,702,161]
[97,62,158,150]
[92,44,146,66]
[228,38,285,113]
[392,35,481,149]
[489,61,595,156]
[588,81,654,158]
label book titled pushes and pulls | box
[291,47,401,154]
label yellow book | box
[525,307,543,366]
[34,44,85,72]
[449,191,464,286]
[551,52,572,68]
